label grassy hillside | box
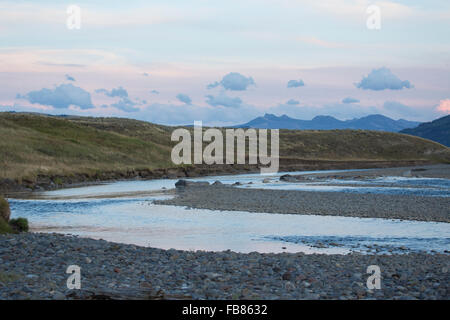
[278,129,449,161]
[0,113,172,181]
[401,115,450,147]
[0,112,449,186]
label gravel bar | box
[0,233,448,300]
[156,186,450,223]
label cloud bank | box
[95,86,128,98]
[205,93,242,108]
[111,97,140,112]
[286,99,300,105]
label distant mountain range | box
[401,115,450,147]
[236,113,421,132]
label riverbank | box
[2,112,449,194]
[0,160,440,195]
[0,232,448,300]
[156,165,450,223]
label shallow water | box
[31,169,450,199]
[238,176,450,197]
[30,169,353,199]
[8,170,450,254]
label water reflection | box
[9,195,450,254]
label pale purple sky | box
[1,0,449,125]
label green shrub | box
[0,217,13,234]
[0,271,21,283]
[0,196,10,222]
[9,217,29,232]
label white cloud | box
[207,73,255,91]
[297,36,344,49]
[294,0,417,20]
[436,99,450,114]
[96,86,128,98]
[111,97,140,112]
[287,79,305,88]
[0,2,217,28]
[356,68,413,91]
[205,93,242,108]
[342,97,360,104]
[65,74,76,81]
[0,48,129,73]
[383,101,419,117]
[17,83,94,110]
[176,93,192,105]
[286,99,300,105]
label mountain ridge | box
[401,115,450,147]
[237,113,420,132]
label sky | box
[0,0,449,126]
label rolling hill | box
[0,112,448,191]
[401,115,450,147]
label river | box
[8,169,450,254]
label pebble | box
[0,233,448,300]
[156,185,450,223]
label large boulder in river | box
[279,174,298,182]
[175,179,210,188]
[0,195,11,222]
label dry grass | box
[0,271,21,283]
[0,113,172,181]
[0,112,449,182]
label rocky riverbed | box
[0,233,448,300]
[156,185,450,223]
[156,165,450,223]
[2,165,449,300]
